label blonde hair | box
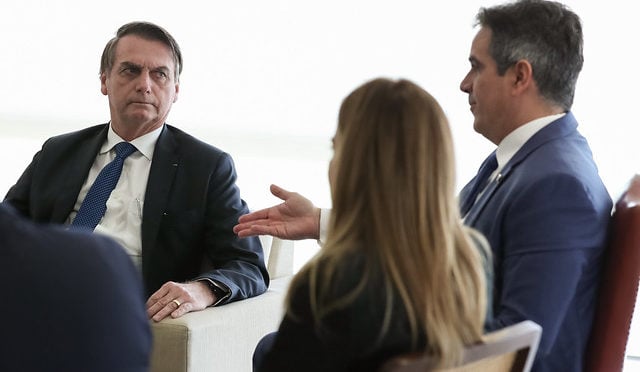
[287,78,488,367]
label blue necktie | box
[71,142,137,231]
[460,152,498,216]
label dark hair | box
[99,21,183,82]
[476,0,583,110]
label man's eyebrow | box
[152,65,171,72]
[468,56,483,67]
[118,61,171,72]
[119,61,141,70]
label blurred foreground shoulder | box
[0,202,151,372]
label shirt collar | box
[495,113,565,171]
[101,124,164,161]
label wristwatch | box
[200,279,229,305]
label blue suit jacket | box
[459,113,612,372]
[4,123,268,301]
[0,203,151,371]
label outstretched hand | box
[233,184,321,240]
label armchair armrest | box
[150,236,294,372]
[150,277,291,372]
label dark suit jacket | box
[4,123,269,300]
[0,203,151,372]
[459,112,612,372]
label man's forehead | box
[469,28,491,57]
[114,37,175,70]
[472,28,491,48]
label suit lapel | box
[51,125,108,223]
[141,125,180,254]
[464,113,578,225]
[464,169,507,225]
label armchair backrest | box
[378,320,542,372]
[585,174,640,372]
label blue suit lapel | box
[463,112,578,225]
[464,170,505,225]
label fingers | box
[234,184,294,237]
[146,284,170,308]
[234,217,265,236]
[234,214,265,233]
[170,301,193,319]
[236,184,295,226]
[234,224,258,237]
[146,282,190,322]
[270,184,292,201]
[236,224,278,238]
[237,209,270,224]
[146,281,211,322]
[237,184,292,224]
[147,297,180,322]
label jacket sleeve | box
[194,151,269,303]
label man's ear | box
[511,59,534,94]
[173,83,180,103]
[100,73,108,96]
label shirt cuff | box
[318,208,331,247]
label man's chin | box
[126,110,155,122]
[119,116,158,131]
[473,120,482,134]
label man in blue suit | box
[0,202,151,371]
[234,1,612,371]
[457,1,612,370]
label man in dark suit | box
[4,21,268,322]
[234,1,612,371]
[0,202,151,371]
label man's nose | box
[460,73,472,93]
[135,72,152,93]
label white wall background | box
[1,0,639,367]
[3,0,638,201]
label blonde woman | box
[252,78,491,371]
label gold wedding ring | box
[172,299,181,307]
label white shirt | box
[319,113,567,242]
[67,124,163,269]
[490,113,565,181]
[319,208,331,246]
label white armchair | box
[150,236,294,372]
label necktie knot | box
[114,142,137,159]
